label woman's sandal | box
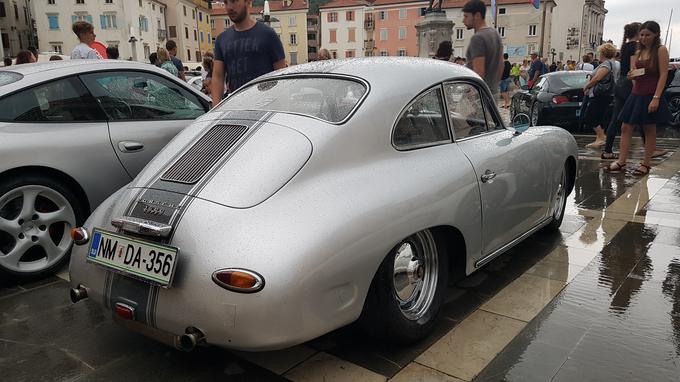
[605,161,626,172]
[632,164,651,176]
[601,152,618,160]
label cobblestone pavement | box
[2,130,680,381]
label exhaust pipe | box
[70,285,88,303]
[177,327,205,352]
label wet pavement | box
[2,131,680,381]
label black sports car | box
[511,71,590,130]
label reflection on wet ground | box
[1,136,680,381]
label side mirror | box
[512,113,530,135]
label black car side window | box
[393,87,451,150]
[0,77,104,122]
[443,82,488,139]
[80,71,205,121]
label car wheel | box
[669,96,680,126]
[530,103,541,126]
[0,176,85,280]
[359,229,449,343]
[544,165,567,231]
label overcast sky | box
[602,0,679,58]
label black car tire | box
[359,229,449,344]
[0,175,86,281]
[530,103,541,126]
[543,164,568,232]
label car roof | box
[0,60,201,96]
[259,57,481,92]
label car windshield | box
[219,77,367,123]
[548,73,589,93]
[0,71,23,86]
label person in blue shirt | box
[211,0,286,106]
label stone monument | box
[415,8,454,58]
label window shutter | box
[86,15,93,24]
[100,15,106,29]
[72,15,78,24]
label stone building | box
[1,0,37,58]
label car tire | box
[669,95,680,127]
[530,103,541,126]
[544,164,568,231]
[359,229,449,343]
[0,175,86,281]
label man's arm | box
[178,68,186,81]
[211,60,225,108]
[273,59,287,70]
[472,56,486,79]
[497,51,504,80]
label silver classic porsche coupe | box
[68,57,578,351]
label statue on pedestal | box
[426,0,443,13]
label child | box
[70,21,102,59]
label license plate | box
[87,229,179,287]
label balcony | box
[307,22,318,32]
[364,19,374,30]
[158,29,167,40]
[363,39,374,51]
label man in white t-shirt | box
[70,21,102,60]
[576,54,594,71]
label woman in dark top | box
[601,22,640,159]
[608,21,671,175]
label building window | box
[72,14,93,24]
[289,16,296,26]
[76,0,84,4]
[13,2,17,18]
[152,4,155,10]
[348,28,355,42]
[0,3,5,18]
[196,51,201,62]
[379,11,387,21]
[211,19,215,28]
[329,29,336,43]
[290,52,297,65]
[328,12,337,22]
[48,0,55,4]
[105,0,112,3]
[529,24,537,36]
[399,9,406,19]
[144,44,150,59]
[399,27,406,40]
[183,6,186,16]
[185,26,189,39]
[345,50,355,58]
[100,13,117,30]
[50,43,63,53]
[331,50,337,59]
[346,11,353,21]
[47,14,59,30]
[307,33,315,40]
[380,50,388,56]
[187,49,191,61]
[498,7,506,14]
[199,11,202,22]
[192,10,195,19]
[456,28,464,40]
[169,26,176,38]
[193,29,197,40]
[200,31,204,42]
[380,28,388,41]
[138,0,142,6]
[139,16,148,32]
[290,33,296,45]
[398,48,406,56]
[497,26,505,38]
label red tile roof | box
[320,0,548,10]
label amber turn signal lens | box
[70,227,90,245]
[212,269,265,293]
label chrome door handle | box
[481,170,496,183]
[118,141,144,152]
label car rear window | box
[549,73,589,93]
[219,77,367,123]
[0,71,23,86]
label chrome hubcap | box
[392,230,438,321]
[0,185,76,273]
[553,170,566,221]
[531,106,539,126]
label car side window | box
[79,71,206,121]
[482,93,504,131]
[0,77,104,122]
[443,83,487,139]
[393,87,450,149]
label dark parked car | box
[664,63,680,126]
[510,71,590,130]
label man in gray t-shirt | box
[462,0,503,94]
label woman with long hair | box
[608,21,671,175]
[601,22,640,159]
[156,47,179,77]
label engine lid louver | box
[161,124,248,184]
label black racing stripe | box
[108,273,152,325]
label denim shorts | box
[500,78,512,93]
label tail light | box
[115,302,135,320]
[552,96,570,105]
[212,269,265,293]
[70,227,90,245]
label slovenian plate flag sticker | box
[531,0,540,9]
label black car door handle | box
[481,170,496,183]
[118,141,144,152]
